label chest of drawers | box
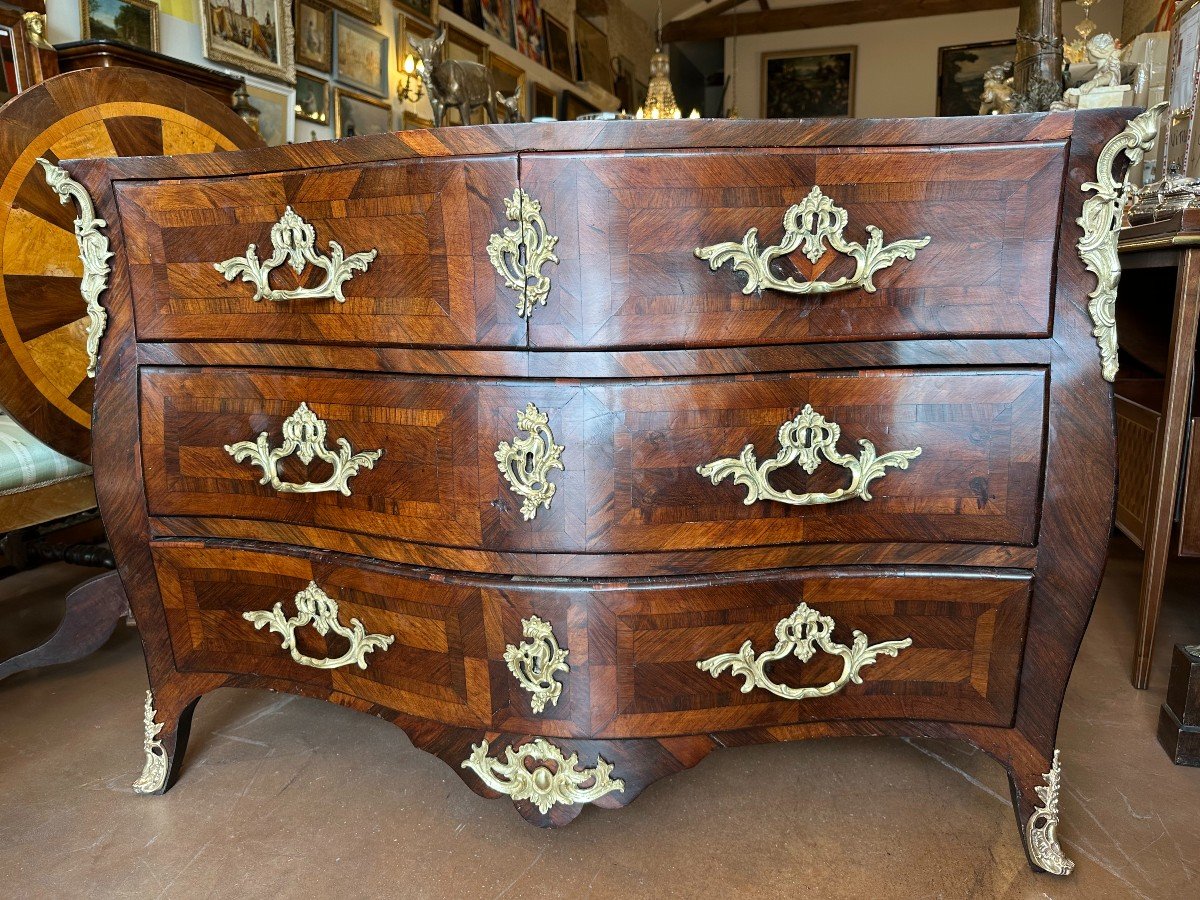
[51,108,1162,875]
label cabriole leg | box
[132,690,200,796]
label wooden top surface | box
[66,109,1128,187]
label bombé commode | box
[45,106,1163,874]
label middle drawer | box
[140,366,1045,558]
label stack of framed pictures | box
[291,0,392,140]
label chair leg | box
[0,570,128,682]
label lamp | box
[232,79,260,135]
[398,52,425,103]
[636,3,681,120]
[1066,0,1102,63]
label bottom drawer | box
[151,541,1031,737]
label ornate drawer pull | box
[694,185,930,296]
[698,601,912,701]
[225,402,382,496]
[487,188,559,319]
[495,403,564,521]
[243,581,394,670]
[698,404,920,507]
[504,615,569,713]
[37,160,112,379]
[215,206,377,302]
[462,738,624,813]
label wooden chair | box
[0,409,127,681]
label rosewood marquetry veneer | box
[45,106,1164,874]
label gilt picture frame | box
[81,0,159,52]
[325,0,380,25]
[335,86,392,136]
[200,0,295,84]
[295,0,333,72]
[760,45,855,119]
[393,0,437,26]
[294,71,330,123]
[245,79,294,145]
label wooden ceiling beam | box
[663,0,1021,43]
[694,0,755,21]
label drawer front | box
[537,368,1046,553]
[143,367,1044,559]
[522,145,1065,349]
[115,156,523,347]
[139,366,568,553]
[151,541,1030,735]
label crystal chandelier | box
[1066,0,1102,63]
[636,4,698,119]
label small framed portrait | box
[81,0,159,52]
[514,0,543,66]
[294,72,330,123]
[295,0,333,72]
[562,90,598,121]
[937,40,1016,116]
[481,0,514,48]
[394,0,437,26]
[201,0,295,84]
[531,81,557,120]
[541,11,571,81]
[760,46,856,119]
[335,11,389,97]
[245,80,294,146]
[326,0,380,25]
[335,86,392,137]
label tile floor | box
[0,535,1197,899]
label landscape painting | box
[81,0,159,51]
[761,46,855,119]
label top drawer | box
[523,144,1066,349]
[114,155,524,347]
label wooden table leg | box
[1133,250,1200,688]
[0,570,129,682]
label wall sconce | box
[398,53,425,103]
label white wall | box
[725,2,1124,120]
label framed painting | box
[335,12,388,96]
[574,14,609,89]
[562,90,597,121]
[541,10,571,79]
[531,81,557,120]
[326,0,380,24]
[444,0,482,28]
[81,0,159,52]
[294,72,330,123]
[760,46,855,119]
[401,110,434,129]
[394,0,436,25]
[201,0,295,83]
[481,0,514,47]
[937,40,1016,116]
[245,80,294,145]
[335,86,392,136]
[489,51,525,104]
[295,0,332,72]
[514,0,543,66]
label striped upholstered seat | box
[0,411,94,532]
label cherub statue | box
[979,63,1019,115]
[1051,33,1125,111]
